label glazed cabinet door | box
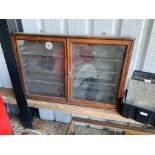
[13,36,67,103]
[68,38,132,109]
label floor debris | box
[10,115,113,135]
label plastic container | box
[121,90,155,126]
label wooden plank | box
[68,121,75,135]
[116,41,134,109]
[72,117,155,135]
[13,32,135,41]
[66,38,131,46]
[70,99,115,109]
[66,38,72,103]
[0,87,144,125]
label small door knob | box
[67,72,71,77]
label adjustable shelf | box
[21,51,63,58]
[72,69,120,75]
[73,56,123,62]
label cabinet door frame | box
[12,33,134,110]
[12,35,68,104]
[67,38,134,109]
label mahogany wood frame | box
[12,35,68,104]
[12,33,134,110]
[67,38,134,109]
[68,117,155,135]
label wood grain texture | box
[70,99,115,109]
[12,35,27,94]
[12,35,67,103]
[11,33,134,110]
[116,41,134,109]
[71,117,155,135]
[68,38,134,109]
[66,38,72,103]
[12,32,135,41]
[67,121,75,135]
[0,87,145,126]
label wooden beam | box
[0,87,143,126]
[2,87,155,134]
[27,98,143,125]
[68,121,76,135]
[71,117,155,135]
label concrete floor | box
[10,115,114,135]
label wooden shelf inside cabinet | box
[72,69,120,75]
[26,80,64,86]
[21,51,64,58]
[25,69,64,75]
[73,57,123,63]
[12,33,135,110]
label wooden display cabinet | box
[12,33,134,110]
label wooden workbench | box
[0,87,144,125]
[2,87,155,134]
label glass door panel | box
[17,39,66,99]
[72,43,126,104]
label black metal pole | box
[0,19,33,128]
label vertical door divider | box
[66,38,72,103]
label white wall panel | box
[93,19,113,35]
[143,21,155,72]
[0,79,2,87]
[43,19,66,34]
[111,19,122,35]
[67,19,89,35]
[55,111,72,123]
[22,19,41,33]
[0,44,12,88]
[39,109,55,121]
[120,19,144,86]
[133,20,153,70]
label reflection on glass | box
[18,40,65,98]
[72,43,126,104]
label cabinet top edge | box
[12,32,135,41]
